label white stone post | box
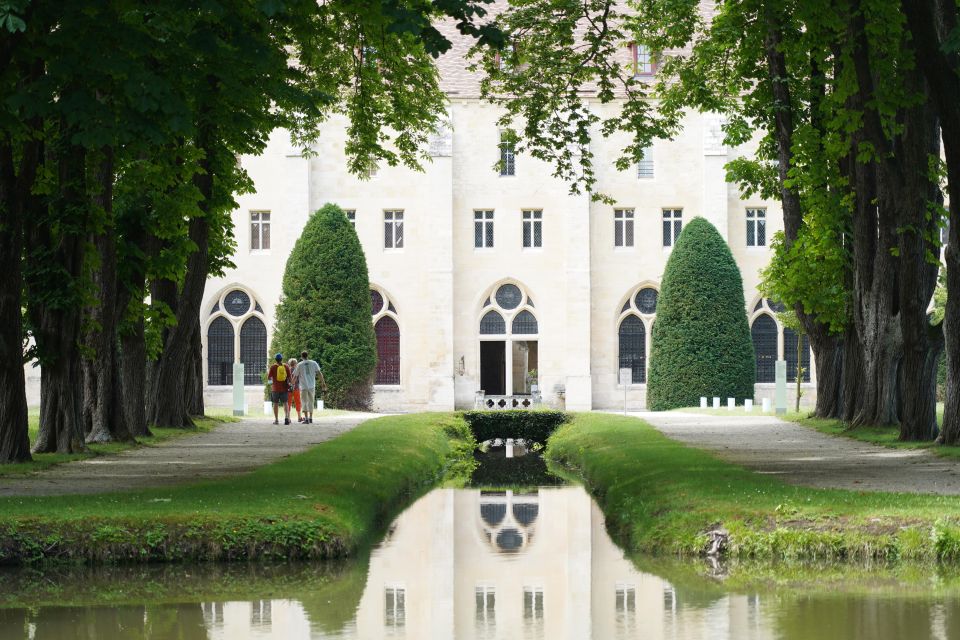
[232,362,245,416]
[700,396,708,408]
[745,399,753,412]
[727,397,735,410]
[775,360,787,415]
[762,398,771,413]
[712,397,720,409]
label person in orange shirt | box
[287,357,303,423]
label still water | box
[3,484,960,639]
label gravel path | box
[0,412,377,498]
[632,410,960,495]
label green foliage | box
[0,413,474,564]
[461,410,571,445]
[273,204,376,409]
[546,413,960,561]
[647,218,755,410]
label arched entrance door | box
[479,283,539,396]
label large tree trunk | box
[0,143,31,463]
[900,0,960,444]
[121,314,151,438]
[841,325,866,423]
[27,142,88,454]
[187,317,205,416]
[810,330,843,419]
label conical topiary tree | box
[647,217,755,410]
[273,203,376,409]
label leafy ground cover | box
[546,413,960,561]
[0,413,472,564]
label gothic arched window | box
[239,316,267,385]
[207,316,235,385]
[375,316,401,385]
[751,314,778,383]
[618,315,647,384]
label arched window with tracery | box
[239,316,267,384]
[205,287,268,386]
[616,284,658,385]
[477,282,539,400]
[371,287,401,385]
[207,316,235,386]
[751,313,778,383]
[618,315,646,383]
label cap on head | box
[275,353,283,362]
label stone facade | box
[199,101,816,412]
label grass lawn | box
[546,413,960,561]
[0,413,472,564]
[0,410,240,477]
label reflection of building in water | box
[202,599,310,639]
[353,487,768,640]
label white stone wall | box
[196,101,815,412]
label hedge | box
[272,203,376,409]
[461,410,571,445]
[647,217,755,410]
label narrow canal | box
[2,446,960,639]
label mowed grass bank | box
[546,413,960,561]
[0,413,473,565]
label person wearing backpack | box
[267,353,293,425]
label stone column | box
[564,187,594,410]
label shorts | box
[301,388,316,412]
[271,390,288,404]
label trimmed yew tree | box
[647,217,755,410]
[273,204,376,409]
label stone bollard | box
[762,398,771,413]
[700,396,708,408]
[727,397,735,410]
[745,399,754,412]
[712,397,721,409]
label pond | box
[2,452,960,639]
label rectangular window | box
[345,209,356,226]
[632,44,653,75]
[476,585,496,630]
[385,586,405,629]
[523,586,544,622]
[637,147,654,179]
[746,208,767,247]
[522,209,543,248]
[499,132,516,176]
[474,210,495,248]
[662,208,682,247]
[384,210,404,249]
[615,209,635,247]
[250,211,270,251]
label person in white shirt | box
[293,350,327,424]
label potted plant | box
[526,369,539,394]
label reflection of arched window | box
[752,314,777,383]
[784,327,811,382]
[207,317,235,385]
[480,310,506,334]
[375,316,401,385]
[618,315,646,384]
[239,316,267,385]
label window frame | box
[474,209,495,249]
[637,147,654,179]
[746,207,767,247]
[383,209,404,250]
[662,208,683,247]
[499,131,516,177]
[522,209,543,249]
[614,208,635,248]
[250,210,271,252]
[630,43,656,76]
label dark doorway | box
[480,341,506,395]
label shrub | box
[273,204,376,409]
[461,410,571,445]
[647,217,755,410]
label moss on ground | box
[545,413,960,561]
[0,413,473,565]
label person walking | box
[287,357,303,423]
[294,350,327,424]
[267,353,292,425]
